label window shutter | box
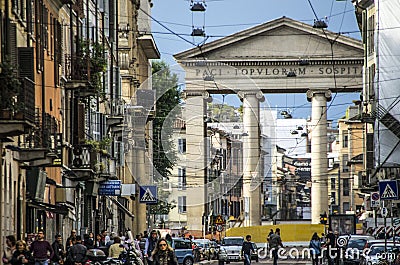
[8,21,18,66]
[18,47,35,81]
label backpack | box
[269,234,280,248]
[69,244,87,263]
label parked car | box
[217,236,244,265]
[172,238,194,265]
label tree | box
[152,61,181,182]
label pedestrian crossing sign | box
[379,180,398,200]
[139,185,158,204]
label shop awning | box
[27,200,70,215]
[108,197,135,218]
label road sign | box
[371,192,380,208]
[139,185,157,204]
[215,215,224,225]
[394,218,400,226]
[381,207,389,217]
[216,225,223,232]
[379,180,398,200]
[99,180,121,196]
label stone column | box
[307,89,331,224]
[183,91,211,231]
[239,91,264,226]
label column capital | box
[237,90,265,102]
[182,91,213,102]
[306,89,332,102]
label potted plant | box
[0,59,22,118]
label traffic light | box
[320,213,328,225]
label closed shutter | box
[8,21,17,67]
[77,103,85,143]
[18,47,34,81]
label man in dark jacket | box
[67,236,87,265]
[241,235,255,265]
[52,235,66,265]
[144,231,158,265]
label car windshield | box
[223,238,244,246]
[369,246,395,256]
[347,239,367,250]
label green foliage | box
[152,61,181,182]
[0,59,22,111]
[77,40,107,101]
[85,137,111,153]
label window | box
[331,192,336,204]
[178,196,186,213]
[343,179,350,196]
[178,168,186,190]
[342,130,348,148]
[331,178,336,190]
[162,177,170,190]
[367,15,375,55]
[343,202,350,212]
[178,138,186,154]
[342,154,349,172]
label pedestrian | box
[144,230,158,265]
[324,228,337,265]
[30,229,54,265]
[268,228,283,265]
[83,234,94,250]
[151,239,178,265]
[266,229,274,251]
[52,234,66,265]
[143,231,149,239]
[134,234,143,260]
[108,237,124,258]
[10,240,32,265]
[309,233,321,265]
[100,230,107,244]
[241,235,255,265]
[2,235,17,265]
[94,234,104,248]
[65,230,77,254]
[67,236,87,265]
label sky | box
[149,0,362,124]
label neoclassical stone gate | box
[174,17,363,228]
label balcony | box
[7,112,63,167]
[69,144,97,180]
[0,78,35,137]
[63,42,106,98]
[106,99,125,137]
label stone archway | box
[174,16,363,228]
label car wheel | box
[218,260,224,265]
[183,258,193,265]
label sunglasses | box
[159,243,167,247]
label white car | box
[218,237,244,265]
[363,243,399,265]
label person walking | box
[108,237,124,258]
[2,235,16,265]
[151,239,178,265]
[67,236,87,265]
[268,228,283,265]
[325,228,337,265]
[241,235,255,265]
[10,240,32,265]
[309,233,321,265]
[52,234,66,265]
[30,229,54,265]
[144,230,158,265]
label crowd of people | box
[2,229,179,265]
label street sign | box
[379,180,399,200]
[99,180,121,196]
[371,192,380,208]
[216,225,223,232]
[394,218,400,226]
[215,215,224,225]
[139,185,158,204]
[381,207,389,217]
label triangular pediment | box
[174,17,363,62]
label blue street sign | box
[99,180,122,196]
[139,185,158,204]
[379,180,398,200]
